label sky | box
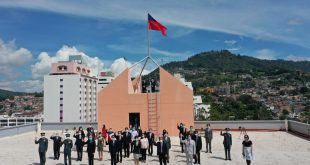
[0,0,309,92]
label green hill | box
[0,89,27,97]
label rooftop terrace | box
[0,130,309,165]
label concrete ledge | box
[0,123,37,138]
[194,120,285,131]
[41,122,98,131]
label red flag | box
[148,14,167,36]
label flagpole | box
[147,15,150,58]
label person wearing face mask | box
[50,132,62,160]
[221,128,232,161]
[155,136,168,165]
[133,136,141,165]
[116,131,123,163]
[97,132,104,161]
[147,128,155,156]
[35,132,48,165]
[122,127,132,158]
[204,123,213,153]
[182,134,196,165]
[74,126,85,161]
[109,135,119,165]
[107,128,115,142]
[63,133,73,165]
[177,123,187,153]
[163,131,171,163]
[192,131,202,164]
[242,134,253,165]
[84,135,96,165]
[140,133,149,162]
[131,127,138,153]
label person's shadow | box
[210,156,226,160]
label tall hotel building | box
[44,55,98,122]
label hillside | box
[0,89,27,97]
[153,50,310,90]
[163,50,310,74]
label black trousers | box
[123,143,130,157]
[180,143,184,153]
[64,152,71,165]
[77,146,83,160]
[39,152,46,165]
[194,150,200,164]
[53,147,60,159]
[224,147,231,160]
[131,142,134,152]
[159,154,167,165]
[88,152,94,165]
[148,144,153,155]
[117,150,122,162]
[246,160,251,165]
[205,139,212,152]
[110,153,117,165]
[141,149,147,161]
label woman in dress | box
[97,132,104,161]
[133,135,141,165]
[242,134,253,165]
[140,133,149,163]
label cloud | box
[288,18,303,25]
[31,45,104,79]
[0,79,42,92]
[0,0,309,48]
[0,38,32,80]
[254,49,277,60]
[287,54,310,61]
[224,40,237,46]
[109,57,152,77]
[110,58,131,76]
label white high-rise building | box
[44,55,98,122]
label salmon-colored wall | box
[159,68,194,136]
[97,67,194,136]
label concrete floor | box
[0,131,309,165]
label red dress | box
[102,128,107,139]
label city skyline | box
[0,0,310,92]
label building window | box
[60,91,63,94]
[60,85,63,88]
[58,65,68,71]
[60,104,63,107]
[60,79,63,81]
[60,98,63,100]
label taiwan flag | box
[148,14,167,36]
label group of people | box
[34,123,253,165]
[177,123,253,165]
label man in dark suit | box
[177,123,187,153]
[63,133,73,165]
[147,128,155,156]
[109,135,119,165]
[74,127,85,161]
[116,131,123,163]
[50,132,62,160]
[193,131,202,164]
[155,136,168,165]
[122,127,131,158]
[84,135,96,165]
[221,128,232,161]
[204,123,213,153]
[163,132,171,163]
[35,132,48,165]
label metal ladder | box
[147,93,158,135]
